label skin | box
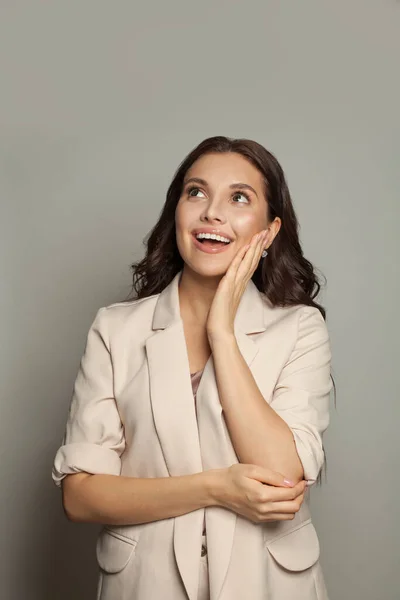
[62,152,306,525]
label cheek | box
[175,202,199,237]
[234,213,263,238]
[175,204,187,235]
[175,206,193,251]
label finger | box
[264,482,306,502]
[244,230,267,274]
[266,498,304,514]
[248,231,267,274]
[227,232,260,283]
[247,231,263,260]
[235,232,263,283]
[251,230,268,268]
[245,464,297,488]
[225,242,251,280]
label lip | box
[191,233,233,254]
[191,227,233,241]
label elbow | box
[62,497,85,523]
[289,448,306,484]
[61,473,92,523]
[62,485,83,523]
[62,503,81,523]
[289,465,305,486]
[291,433,325,487]
[279,431,306,484]
[278,458,304,486]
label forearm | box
[62,470,221,525]
[210,334,304,483]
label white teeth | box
[195,233,231,243]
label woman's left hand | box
[206,229,269,341]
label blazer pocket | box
[265,520,320,571]
[96,528,138,574]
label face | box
[175,152,281,278]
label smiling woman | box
[53,136,334,600]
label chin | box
[187,261,229,279]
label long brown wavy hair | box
[130,136,326,314]
[128,135,335,484]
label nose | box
[201,198,227,224]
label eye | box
[187,186,205,198]
[232,191,250,204]
[186,186,251,204]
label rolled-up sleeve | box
[270,306,333,486]
[52,307,125,488]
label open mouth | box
[192,232,233,254]
[194,233,231,247]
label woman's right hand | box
[211,464,307,523]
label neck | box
[178,266,222,327]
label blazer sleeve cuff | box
[291,429,324,486]
[52,442,122,488]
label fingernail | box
[283,479,294,487]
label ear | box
[266,217,281,247]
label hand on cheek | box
[206,229,269,338]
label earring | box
[261,249,268,258]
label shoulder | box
[260,292,324,322]
[89,294,160,340]
[103,293,159,316]
[259,294,329,342]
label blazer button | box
[201,545,207,557]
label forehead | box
[185,152,264,189]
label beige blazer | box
[52,270,332,600]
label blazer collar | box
[152,269,268,334]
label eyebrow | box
[183,177,258,198]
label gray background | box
[1,1,399,599]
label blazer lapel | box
[145,270,268,600]
[196,279,267,600]
[145,271,204,600]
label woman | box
[52,136,333,600]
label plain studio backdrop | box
[1,1,399,599]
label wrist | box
[201,468,226,507]
[207,329,236,347]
